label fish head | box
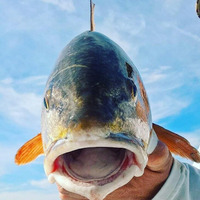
[41,31,157,200]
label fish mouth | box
[45,137,148,200]
[53,147,137,185]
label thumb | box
[147,140,173,172]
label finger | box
[57,184,87,200]
[147,140,173,172]
[59,193,84,200]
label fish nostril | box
[126,62,133,78]
[125,63,137,99]
[126,79,137,100]
[132,81,137,98]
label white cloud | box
[181,131,200,149]
[141,66,190,121]
[165,24,200,43]
[0,189,58,200]
[0,86,41,126]
[167,131,200,165]
[0,78,13,85]
[98,11,146,56]
[151,97,189,121]
[0,142,44,177]
[17,75,48,86]
[30,178,53,189]
[0,76,45,127]
[142,66,170,85]
[0,76,48,88]
[163,0,182,14]
[0,177,58,200]
[193,162,200,169]
[41,0,75,12]
[0,145,17,176]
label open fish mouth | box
[53,147,137,185]
[45,133,149,200]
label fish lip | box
[55,147,137,185]
[107,132,145,148]
[44,134,147,176]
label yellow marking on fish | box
[143,140,148,149]
[49,126,69,142]
[107,117,124,133]
[73,96,84,108]
[47,121,94,146]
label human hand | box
[57,140,173,200]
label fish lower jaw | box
[47,147,146,200]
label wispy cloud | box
[16,76,48,86]
[141,66,190,121]
[181,131,200,149]
[0,142,44,178]
[169,130,200,165]
[193,163,200,169]
[0,175,58,199]
[151,97,189,121]
[165,24,200,43]
[163,0,182,14]
[98,11,146,56]
[0,189,58,200]
[0,86,41,126]
[0,145,17,176]
[0,76,48,88]
[30,178,53,189]
[0,76,46,127]
[41,0,75,12]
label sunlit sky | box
[0,0,200,199]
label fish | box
[15,31,200,200]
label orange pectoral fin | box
[153,123,200,163]
[15,133,44,165]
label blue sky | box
[0,0,200,199]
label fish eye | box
[44,97,49,110]
[43,89,51,110]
